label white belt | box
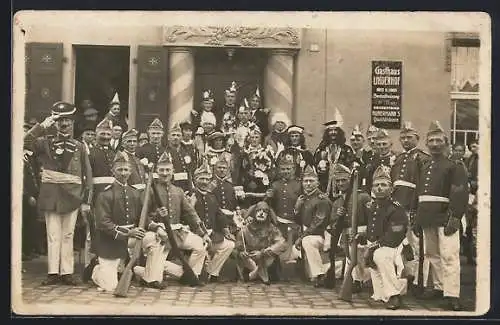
[170,223,189,231]
[346,225,367,233]
[41,169,82,185]
[394,180,416,189]
[277,216,295,224]
[131,184,145,190]
[93,176,115,184]
[418,195,450,203]
[173,172,188,181]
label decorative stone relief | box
[163,26,301,49]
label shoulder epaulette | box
[103,184,113,191]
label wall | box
[296,29,451,151]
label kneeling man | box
[136,152,211,287]
[364,165,408,309]
[87,151,146,292]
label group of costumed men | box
[22,81,473,312]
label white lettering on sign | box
[374,66,401,76]
[372,76,401,86]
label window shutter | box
[25,43,64,121]
[135,46,169,132]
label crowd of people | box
[22,82,479,311]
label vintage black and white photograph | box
[11,11,491,316]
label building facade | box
[22,23,479,149]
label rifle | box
[414,154,425,295]
[339,169,360,302]
[151,180,202,286]
[113,169,154,298]
[324,167,357,289]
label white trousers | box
[206,239,235,277]
[406,228,431,286]
[91,257,123,292]
[370,246,406,302]
[423,227,460,297]
[345,244,371,283]
[302,235,327,278]
[45,209,79,275]
[139,231,207,283]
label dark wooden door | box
[25,43,63,121]
[135,46,169,132]
[194,48,267,112]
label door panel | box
[25,43,64,121]
[135,46,169,132]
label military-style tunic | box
[415,155,469,228]
[366,198,407,248]
[24,125,93,214]
[93,182,142,259]
[136,143,166,165]
[122,150,146,189]
[164,144,197,192]
[330,191,371,230]
[89,144,116,194]
[277,147,314,179]
[193,189,232,244]
[391,147,430,212]
[268,178,302,223]
[296,188,332,238]
[148,182,207,242]
[210,176,239,211]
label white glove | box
[40,115,57,129]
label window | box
[450,36,479,148]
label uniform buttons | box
[426,177,430,181]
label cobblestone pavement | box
[17,255,476,315]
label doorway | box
[194,48,267,113]
[74,45,130,121]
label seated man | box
[134,152,211,288]
[329,163,372,291]
[85,151,146,292]
[190,161,236,283]
[364,165,408,310]
[235,201,287,285]
[294,165,333,287]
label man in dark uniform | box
[414,121,469,311]
[294,165,332,287]
[210,155,244,213]
[277,125,314,180]
[313,120,355,193]
[329,164,371,291]
[248,86,270,137]
[136,118,166,165]
[24,102,93,286]
[138,152,211,287]
[265,154,302,267]
[349,124,372,192]
[366,128,398,195]
[218,81,238,129]
[164,122,198,192]
[23,120,41,260]
[191,161,235,283]
[364,165,409,310]
[120,128,146,190]
[391,121,431,293]
[85,151,146,292]
[87,118,116,267]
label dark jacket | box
[366,198,407,248]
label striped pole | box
[264,49,295,123]
[168,47,195,128]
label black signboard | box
[371,61,402,129]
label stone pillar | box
[168,47,195,127]
[264,49,295,123]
